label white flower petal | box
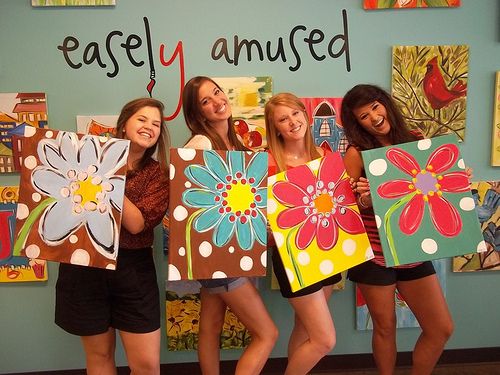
[78,136,100,168]
[106,176,125,212]
[39,201,84,245]
[98,138,130,176]
[58,131,79,166]
[32,167,70,197]
[86,210,119,259]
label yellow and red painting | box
[364,0,460,9]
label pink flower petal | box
[426,143,459,174]
[386,148,420,176]
[377,179,413,198]
[318,153,344,187]
[334,207,366,235]
[276,206,309,229]
[316,215,338,250]
[285,164,316,193]
[334,178,357,206]
[428,194,462,237]
[272,181,308,207]
[296,217,317,249]
[439,172,470,192]
[399,194,425,235]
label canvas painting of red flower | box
[362,134,485,267]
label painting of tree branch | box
[392,45,468,141]
[491,72,500,166]
[364,0,460,9]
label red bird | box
[422,56,467,110]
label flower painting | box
[268,152,373,293]
[168,148,268,280]
[364,0,460,9]
[13,127,129,269]
[362,134,485,267]
[491,72,500,166]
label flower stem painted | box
[184,208,205,280]
[384,192,415,266]
[13,197,57,256]
[286,226,305,289]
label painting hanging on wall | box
[166,280,251,351]
[392,45,468,141]
[76,115,118,137]
[212,77,272,151]
[300,97,349,156]
[491,72,500,166]
[0,186,48,282]
[453,181,500,272]
[32,0,115,6]
[268,152,373,293]
[362,134,486,267]
[364,0,460,9]
[0,93,48,173]
[168,148,268,281]
[13,127,129,269]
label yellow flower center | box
[73,176,102,210]
[225,181,254,213]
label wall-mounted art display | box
[166,280,250,351]
[453,181,500,272]
[0,93,48,173]
[300,97,349,156]
[13,128,129,269]
[492,72,500,166]
[76,115,118,137]
[268,152,373,292]
[364,0,460,9]
[32,0,115,6]
[362,135,485,267]
[212,77,272,151]
[392,45,468,141]
[0,186,47,282]
[168,148,268,280]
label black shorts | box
[347,260,436,286]
[55,247,160,336]
[272,247,342,298]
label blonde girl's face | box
[198,81,232,125]
[123,106,162,152]
[272,104,308,143]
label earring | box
[122,128,126,133]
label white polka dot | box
[267,175,277,186]
[375,215,382,228]
[267,198,277,214]
[240,256,253,271]
[24,155,37,170]
[342,239,356,256]
[457,158,465,169]
[45,130,54,138]
[228,246,235,253]
[106,264,116,270]
[185,181,192,188]
[178,148,196,161]
[417,139,432,150]
[173,205,188,221]
[297,251,310,265]
[459,197,475,211]
[70,249,91,266]
[16,203,29,220]
[212,271,227,279]
[366,246,374,260]
[24,126,36,137]
[272,232,284,248]
[169,164,175,180]
[309,159,321,170]
[421,238,438,254]
[199,241,212,257]
[285,268,294,283]
[32,192,41,202]
[260,250,267,267]
[319,260,334,275]
[168,264,181,281]
[368,159,387,176]
[69,235,78,244]
[178,247,186,256]
[477,240,487,253]
[25,244,40,258]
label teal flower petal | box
[213,215,236,247]
[185,165,221,190]
[183,189,218,207]
[251,210,267,246]
[255,187,267,208]
[229,151,244,176]
[193,205,222,232]
[246,152,268,186]
[236,218,254,250]
[203,151,230,183]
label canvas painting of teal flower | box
[362,134,485,266]
[168,148,268,280]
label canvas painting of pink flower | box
[362,134,485,267]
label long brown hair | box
[115,97,170,177]
[265,92,320,172]
[182,76,246,151]
[340,84,419,150]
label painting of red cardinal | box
[423,56,467,110]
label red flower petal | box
[334,178,357,206]
[439,172,470,193]
[318,152,344,187]
[334,207,366,235]
[377,179,413,198]
[272,181,308,207]
[356,286,366,307]
[285,164,316,193]
[316,215,338,250]
[386,148,420,176]
[296,217,317,249]
[426,143,459,174]
[276,206,308,229]
[428,194,462,237]
[399,194,425,235]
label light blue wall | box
[0,0,499,372]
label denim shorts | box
[199,277,249,294]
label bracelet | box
[358,195,368,209]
